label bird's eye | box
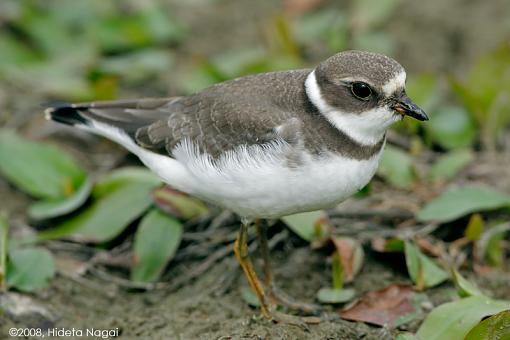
[351,82,372,100]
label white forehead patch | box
[382,71,406,97]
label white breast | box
[149,139,383,219]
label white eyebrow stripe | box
[382,71,406,96]
[339,76,371,84]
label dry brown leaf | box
[416,237,444,257]
[283,0,325,16]
[340,284,415,327]
[331,237,364,282]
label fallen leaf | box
[331,237,364,282]
[28,177,92,220]
[378,145,416,189]
[0,131,85,199]
[152,186,209,220]
[429,149,473,182]
[0,214,7,291]
[424,106,476,150]
[340,284,416,327]
[92,167,161,199]
[451,269,485,298]
[283,0,325,16]
[465,309,510,340]
[282,210,329,242]
[465,213,485,241]
[478,222,510,268]
[317,287,356,304]
[395,333,419,340]
[35,167,162,243]
[7,248,56,292]
[131,209,183,282]
[416,296,510,340]
[417,186,510,223]
[404,241,448,291]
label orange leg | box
[256,221,322,315]
[233,221,271,319]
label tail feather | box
[44,105,90,127]
[43,100,174,154]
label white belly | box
[85,121,382,218]
[143,139,383,219]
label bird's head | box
[305,50,428,145]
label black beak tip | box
[394,95,429,122]
[415,110,429,121]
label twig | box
[45,240,99,256]
[89,267,165,290]
[328,208,414,220]
[182,226,232,242]
[167,244,233,292]
[57,269,117,298]
[208,210,234,230]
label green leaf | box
[378,145,415,189]
[28,177,92,220]
[7,247,55,292]
[451,269,485,298]
[152,187,209,220]
[332,252,343,289]
[0,214,7,291]
[352,32,395,55]
[317,287,356,304]
[38,181,159,243]
[465,310,510,340]
[209,47,267,79]
[131,209,183,282]
[480,222,510,267]
[293,9,347,51]
[425,106,476,150]
[416,296,510,340]
[395,333,419,340]
[17,10,74,57]
[93,6,184,52]
[0,34,40,70]
[429,149,474,182]
[92,167,161,199]
[406,74,440,113]
[282,210,327,242]
[0,131,86,199]
[350,0,402,29]
[464,214,485,241]
[98,48,174,83]
[404,241,448,290]
[451,45,510,140]
[4,45,97,100]
[417,186,510,223]
[372,238,405,253]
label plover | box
[45,50,428,323]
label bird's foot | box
[266,309,322,330]
[267,285,323,315]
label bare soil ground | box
[1,0,510,339]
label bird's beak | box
[392,94,429,121]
